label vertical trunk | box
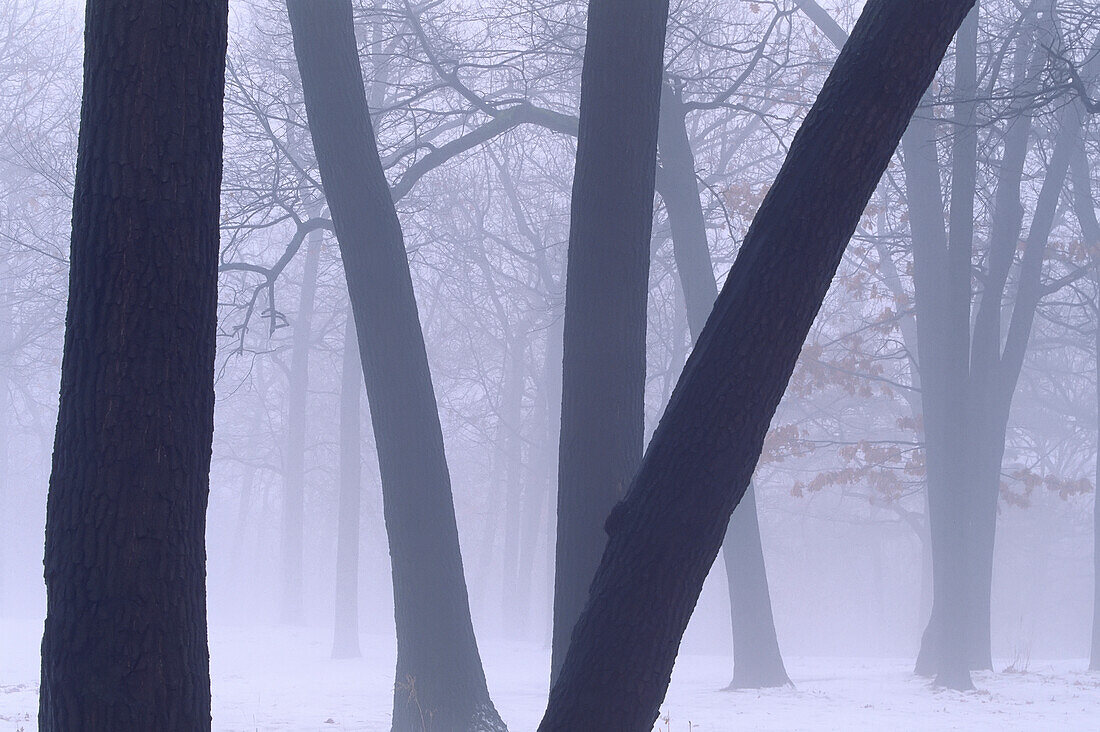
[286,3,504,729]
[333,309,364,659]
[901,97,972,690]
[39,1,227,728]
[550,0,668,683]
[281,225,323,624]
[657,83,788,688]
[722,482,789,687]
[1070,147,1100,671]
[540,0,975,725]
[501,331,528,636]
[1095,303,1100,670]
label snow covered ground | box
[3,617,1100,730]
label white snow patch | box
[3,617,1100,730]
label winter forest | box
[2,0,1100,729]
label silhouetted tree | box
[658,80,789,689]
[286,1,505,728]
[550,0,670,681]
[539,0,978,725]
[38,0,228,728]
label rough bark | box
[333,309,363,659]
[539,0,975,725]
[38,1,227,728]
[549,0,669,682]
[286,2,504,729]
[657,82,789,689]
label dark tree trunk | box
[38,1,227,729]
[282,225,323,624]
[333,309,363,659]
[549,0,669,683]
[657,83,788,689]
[286,3,504,729]
[539,0,975,725]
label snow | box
[3,616,1100,730]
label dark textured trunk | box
[38,1,227,728]
[281,226,323,624]
[333,309,363,659]
[657,83,788,688]
[286,3,504,729]
[549,0,668,683]
[539,0,974,726]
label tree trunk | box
[281,224,323,624]
[539,0,975,725]
[1069,145,1100,670]
[657,82,788,688]
[38,1,227,728]
[549,0,669,683]
[286,3,504,729]
[902,99,973,689]
[333,309,364,659]
[501,330,528,636]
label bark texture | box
[539,0,975,726]
[550,0,670,682]
[39,1,228,729]
[286,2,504,729]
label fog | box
[2,0,1100,729]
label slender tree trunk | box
[657,83,788,688]
[38,1,227,728]
[501,331,528,636]
[333,309,364,658]
[903,100,973,689]
[1070,147,1100,671]
[550,0,669,684]
[1095,296,1100,671]
[282,224,323,624]
[514,326,561,636]
[539,0,975,725]
[286,3,504,729]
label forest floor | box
[3,617,1100,730]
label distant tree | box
[658,80,790,689]
[38,0,228,728]
[539,0,978,725]
[286,1,505,728]
[332,308,363,659]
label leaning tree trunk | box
[38,1,227,729]
[333,309,364,659]
[282,223,323,624]
[539,0,976,726]
[286,2,504,729]
[657,81,789,689]
[549,0,669,683]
